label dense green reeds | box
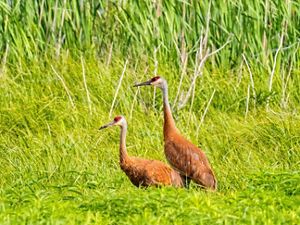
[1,1,299,67]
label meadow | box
[0,1,300,224]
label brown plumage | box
[134,76,217,190]
[99,115,183,188]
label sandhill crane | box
[134,76,217,190]
[99,115,184,188]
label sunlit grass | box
[0,55,299,224]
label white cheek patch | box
[152,79,161,85]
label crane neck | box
[161,81,177,136]
[119,122,129,165]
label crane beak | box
[133,80,152,87]
[99,121,115,130]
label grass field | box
[1,0,300,224]
[0,57,299,224]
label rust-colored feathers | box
[164,130,217,190]
[121,157,183,187]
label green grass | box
[0,1,299,223]
[0,55,299,224]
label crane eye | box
[151,76,160,82]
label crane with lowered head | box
[99,115,184,188]
[134,76,217,190]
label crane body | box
[134,77,217,190]
[99,116,183,188]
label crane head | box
[99,116,125,130]
[133,76,164,88]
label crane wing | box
[164,135,216,189]
[125,157,183,187]
[145,160,183,187]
